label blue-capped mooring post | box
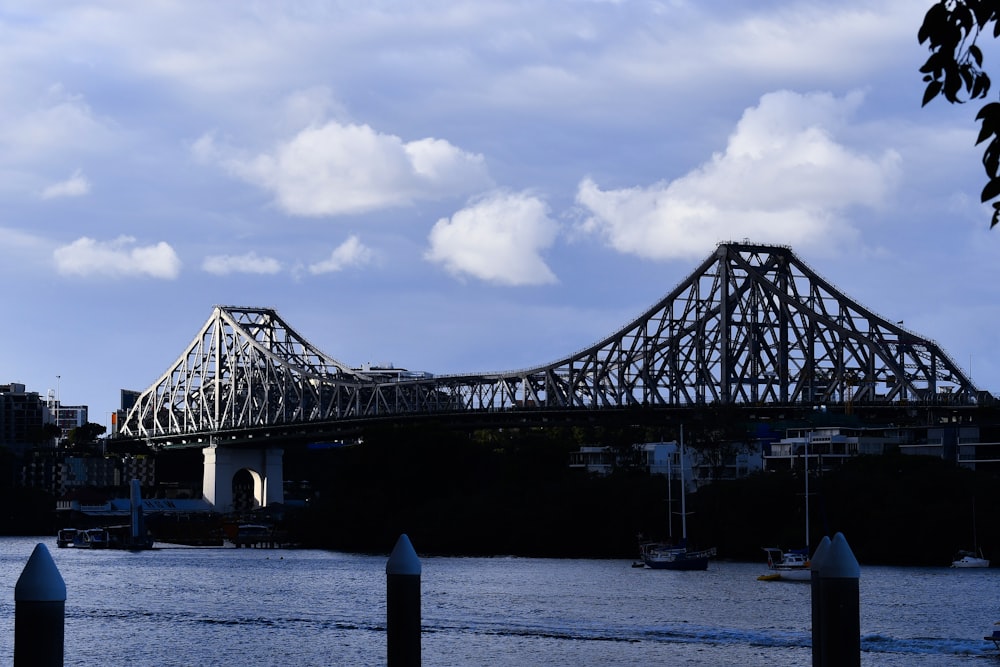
[814,532,860,667]
[14,543,67,667]
[386,533,421,666]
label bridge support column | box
[202,444,284,513]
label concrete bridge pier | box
[202,444,284,513]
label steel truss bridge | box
[120,242,982,447]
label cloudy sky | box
[3,0,999,429]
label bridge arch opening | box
[231,468,264,512]
[202,445,284,513]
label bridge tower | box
[201,444,284,512]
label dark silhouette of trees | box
[920,1,1000,227]
[65,422,107,447]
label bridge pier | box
[202,444,284,513]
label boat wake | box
[421,617,994,658]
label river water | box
[0,536,996,665]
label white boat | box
[759,547,811,581]
[759,431,813,582]
[952,549,990,568]
[953,499,989,568]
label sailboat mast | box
[973,497,979,555]
[805,431,810,552]
[667,446,673,541]
[680,425,688,542]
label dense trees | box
[290,424,1000,565]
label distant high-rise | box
[0,382,50,455]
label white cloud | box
[201,120,492,217]
[202,252,281,275]
[309,235,374,274]
[41,169,90,199]
[426,191,559,286]
[54,236,181,279]
[576,90,902,260]
[0,86,116,164]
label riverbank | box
[288,425,999,566]
[6,424,996,567]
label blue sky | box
[3,1,999,430]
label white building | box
[568,441,762,488]
[764,426,909,471]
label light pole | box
[55,375,61,445]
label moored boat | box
[952,549,990,568]
[56,528,78,548]
[759,431,814,583]
[985,621,1000,650]
[106,524,155,550]
[76,527,109,548]
[953,497,988,568]
[639,426,715,571]
[758,547,811,581]
[641,541,716,570]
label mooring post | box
[386,533,421,666]
[14,543,66,667]
[809,535,831,665]
[815,532,860,667]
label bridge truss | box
[120,242,979,441]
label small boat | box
[641,541,716,570]
[56,528,78,548]
[76,527,109,549]
[106,524,155,551]
[760,431,814,583]
[230,523,280,548]
[985,621,1000,650]
[953,498,989,567]
[757,547,811,581]
[951,549,990,568]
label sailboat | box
[640,426,716,571]
[758,431,812,582]
[952,498,989,568]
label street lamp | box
[55,375,61,444]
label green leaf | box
[970,44,984,67]
[976,121,994,145]
[955,4,975,33]
[919,51,942,75]
[923,80,944,106]
[919,3,949,45]
[961,64,975,90]
[944,63,964,101]
[980,176,1000,203]
[982,139,1000,175]
[974,101,1000,122]
[972,73,990,99]
[972,1,998,28]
